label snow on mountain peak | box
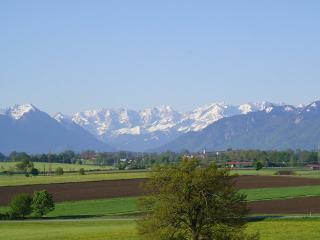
[53,112,72,123]
[284,106,295,112]
[1,104,37,120]
[238,104,254,114]
[299,101,320,114]
[265,106,274,113]
[310,101,320,108]
[70,102,286,138]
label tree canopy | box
[32,190,55,217]
[138,158,258,240]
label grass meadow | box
[231,168,320,178]
[1,166,320,187]
[1,218,320,240]
[0,171,149,186]
[46,197,141,218]
[0,219,138,240]
[0,162,111,172]
[243,185,320,201]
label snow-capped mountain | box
[2,101,320,153]
[71,105,180,137]
[0,104,113,154]
[0,104,38,120]
[158,101,320,152]
[176,102,272,132]
[70,102,274,151]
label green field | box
[0,197,140,218]
[0,171,149,186]
[231,168,320,178]
[46,197,141,218]
[1,218,320,240]
[243,185,320,201]
[0,219,138,240]
[246,218,320,240]
[1,166,320,187]
[231,169,278,176]
[0,162,111,172]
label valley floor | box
[3,169,320,239]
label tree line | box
[206,149,320,167]
[1,149,319,169]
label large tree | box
[138,158,258,240]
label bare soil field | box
[234,175,320,189]
[249,196,320,214]
[0,178,145,205]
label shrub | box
[3,168,14,175]
[55,167,64,175]
[117,162,127,170]
[31,167,39,176]
[32,190,55,217]
[255,162,263,171]
[9,193,32,219]
[0,211,9,220]
[79,168,85,175]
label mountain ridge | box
[157,102,320,152]
[69,102,275,151]
[0,105,114,154]
[1,101,318,153]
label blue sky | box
[1,0,320,114]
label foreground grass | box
[1,218,320,240]
[0,171,148,186]
[247,218,320,240]
[0,220,138,240]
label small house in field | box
[226,161,253,168]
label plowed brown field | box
[249,196,320,214]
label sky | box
[1,0,320,114]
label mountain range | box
[69,102,273,151]
[0,104,113,154]
[158,103,320,152]
[1,101,320,154]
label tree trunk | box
[192,229,199,240]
